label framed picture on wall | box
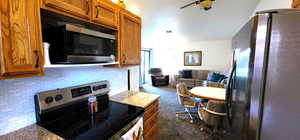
[184,51,202,66]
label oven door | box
[64,24,116,64]
[109,116,144,140]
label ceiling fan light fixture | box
[180,0,215,10]
[166,30,173,34]
[199,0,213,10]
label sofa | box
[175,70,228,88]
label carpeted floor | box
[140,85,210,140]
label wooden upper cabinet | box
[0,0,44,78]
[292,0,300,8]
[92,0,118,28]
[42,0,91,20]
[119,10,141,65]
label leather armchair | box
[149,68,169,87]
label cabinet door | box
[292,0,300,8]
[92,0,118,28]
[0,0,44,78]
[43,0,91,19]
[120,10,141,65]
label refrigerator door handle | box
[226,62,236,126]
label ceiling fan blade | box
[180,1,197,9]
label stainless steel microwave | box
[43,24,116,64]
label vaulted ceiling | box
[126,0,260,42]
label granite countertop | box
[0,124,64,140]
[110,91,160,108]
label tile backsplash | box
[0,66,135,135]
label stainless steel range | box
[34,81,144,140]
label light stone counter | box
[0,124,64,140]
[110,91,160,108]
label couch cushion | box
[192,70,198,79]
[194,70,210,80]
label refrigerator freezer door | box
[260,12,300,140]
[248,14,271,140]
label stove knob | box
[55,94,63,101]
[45,96,54,104]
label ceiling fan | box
[180,0,215,10]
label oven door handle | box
[65,24,116,40]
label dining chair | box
[176,83,201,123]
[198,100,227,140]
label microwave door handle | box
[65,24,116,40]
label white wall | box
[152,40,233,74]
[254,0,292,12]
[128,66,140,91]
[180,40,232,72]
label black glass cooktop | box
[37,97,144,140]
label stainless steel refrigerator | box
[226,9,300,140]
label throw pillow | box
[182,70,192,78]
[218,75,227,82]
[208,73,224,82]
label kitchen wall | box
[0,66,139,135]
[152,40,233,75]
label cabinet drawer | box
[144,111,159,133]
[144,100,159,121]
[144,122,158,140]
[293,0,300,8]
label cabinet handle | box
[86,0,90,15]
[123,54,126,63]
[34,50,40,68]
[96,6,100,18]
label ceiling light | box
[180,0,215,11]
[200,0,213,11]
[166,30,173,34]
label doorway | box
[140,49,152,85]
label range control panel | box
[36,81,110,114]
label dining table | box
[189,86,226,101]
